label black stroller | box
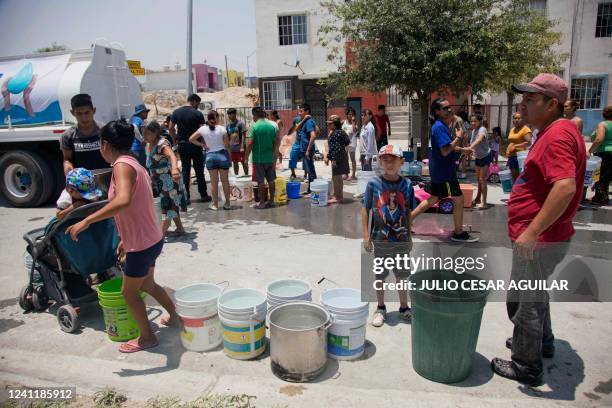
[21,201,120,333]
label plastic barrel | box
[175,283,223,352]
[320,288,369,360]
[287,182,301,199]
[217,288,267,360]
[499,170,512,193]
[409,270,489,383]
[97,278,143,342]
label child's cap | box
[66,168,103,200]
[378,144,403,158]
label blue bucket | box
[403,151,414,163]
[287,182,301,199]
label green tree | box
[36,42,68,53]
[485,4,566,135]
[318,0,564,156]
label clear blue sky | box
[0,0,258,75]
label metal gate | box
[304,84,327,135]
[386,86,409,106]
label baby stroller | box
[21,201,120,333]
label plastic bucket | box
[459,184,474,208]
[320,288,369,360]
[217,288,267,360]
[500,170,512,193]
[153,197,162,223]
[287,182,301,199]
[233,177,253,202]
[409,270,489,383]
[275,178,287,205]
[585,156,602,186]
[174,283,223,352]
[97,278,143,342]
[357,171,376,195]
[266,279,312,309]
[310,182,329,207]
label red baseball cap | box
[512,73,568,104]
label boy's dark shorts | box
[373,241,412,280]
[254,163,276,184]
[124,239,164,278]
[429,179,462,199]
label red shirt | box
[375,114,390,136]
[508,119,586,242]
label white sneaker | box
[371,307,387,327]
[208,204,218,211]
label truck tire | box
[0,151,54,207]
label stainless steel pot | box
[268,301,333,382]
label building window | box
[596,2,612,37]
[278,15,307,46]
[262,80,292,110]
[570,77,605,109]
[529,0,547,13]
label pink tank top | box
[108,155,163,252]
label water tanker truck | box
[0,44,143,207]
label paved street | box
[1,158,611,407]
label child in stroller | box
[56,168,104,220]
[21,201,120,333]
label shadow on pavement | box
[519,339,585,401]
[448,352,494,387]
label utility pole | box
[186,0,193,95]
[225,55,230,88]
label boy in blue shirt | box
[362,144,415,327]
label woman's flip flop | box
[119,339,159,353]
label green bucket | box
[409,270,489,383]
[97,278,145,342]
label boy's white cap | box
[378,144,403,158]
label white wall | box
[142,69,196,92]
[254,0,340,78]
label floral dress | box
[146,137,188,220]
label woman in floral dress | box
[143,120,187,237]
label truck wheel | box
[0,151,53,207]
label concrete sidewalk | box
[0,160,611,407]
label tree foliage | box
[318,0,565,152]
[36,42,68,53]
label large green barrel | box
[409,270,489,383]
[97,278,145,342]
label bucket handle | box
[318,314,335,335]
[317,276,339,293]
[216,281,230,294]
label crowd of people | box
[54,73,611,385]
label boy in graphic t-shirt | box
[362,144,415,327]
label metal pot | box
[268,301,332,382]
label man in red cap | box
[491,74,586,385]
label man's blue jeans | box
[301,147,317,182]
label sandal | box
[223,202,231,210]
[119,339,159,353]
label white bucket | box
[153,197,162,223]
[218,289,267,360]
[311,181,329,207]
[266,279,312,309]
[585,156,603,186]
[320,288,369,360]
[356,171,376,195]
[233,176,253,201]
[517,150,528,172]
[174,283,223,352]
